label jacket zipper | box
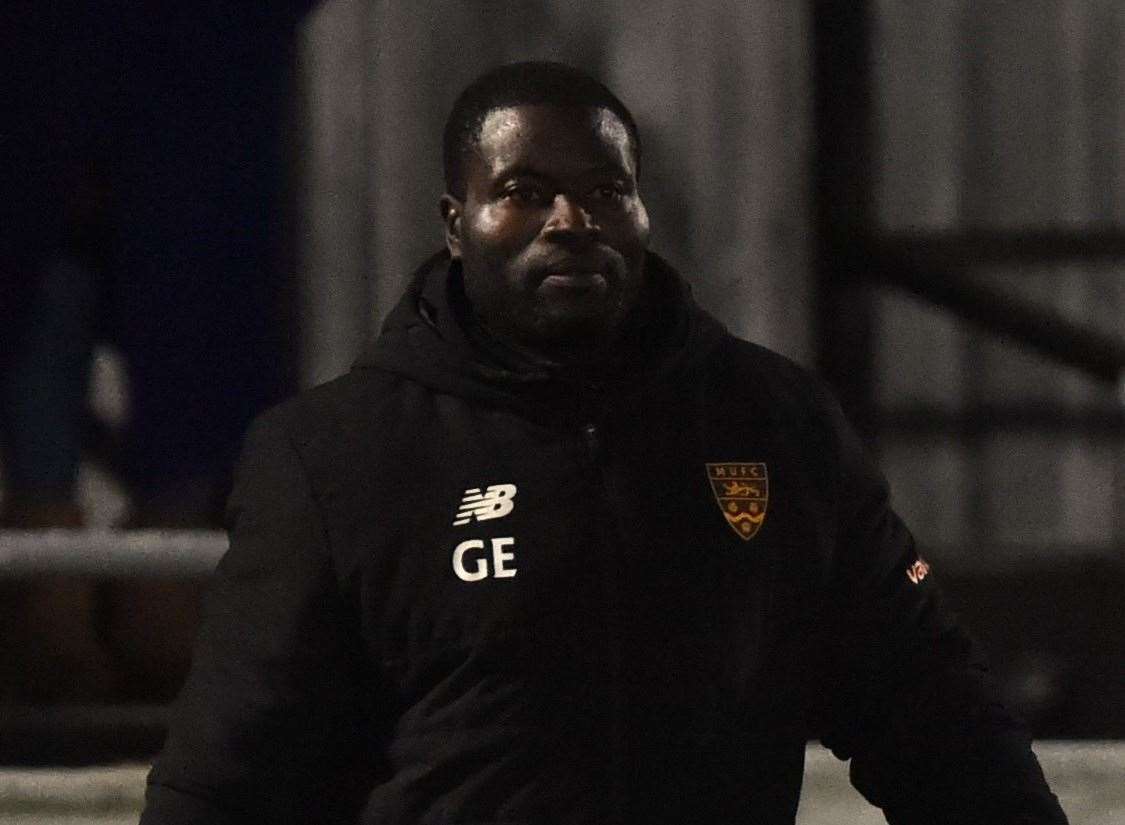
[581,422,600,460]
[579,421,626,825]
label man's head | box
[440,62,650,361]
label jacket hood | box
[354,249,727,412]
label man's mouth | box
[540,270,608,290]
[536,255,616,289]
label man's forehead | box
[474,104,635,177]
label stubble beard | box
[465,254,643,361]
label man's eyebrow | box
[492,162,629,184]
[578,162,631,179]
[491,164,551,183]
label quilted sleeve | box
[808,386,1068,825]
[140,411,376,824]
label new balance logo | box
[453,484,517,526]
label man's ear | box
[440,194,463,259]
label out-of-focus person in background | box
[0,156,112,530]
[0,3,310,704]
[0,155,120,700]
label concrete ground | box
[0,742,1119,824]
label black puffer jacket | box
[142,252,1067,824]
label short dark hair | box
[442,61,642,199]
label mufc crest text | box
[706,463,768,541]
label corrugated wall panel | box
[297,0,372,386]
[874,1,1124,555]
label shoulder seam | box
[266,413,339,566]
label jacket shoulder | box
[710,335,837,428]
[238,369,412,506]
[719,336,814,383]
[248,368,402,447]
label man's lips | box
[535,255,615,288]
[539,270,608,290]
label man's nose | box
[543,194,598,238]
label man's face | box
[442,104,650,356]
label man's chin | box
[518,305,625,352]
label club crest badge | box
[706,462,768,541]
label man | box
[141,62,1067,824]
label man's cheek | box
[471,205,508,237]
[479,206,540,245]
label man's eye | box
[591,183,625,201]
[502,185,547,204]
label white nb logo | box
[453,484,517,526]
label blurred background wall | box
[874,0,1124,556]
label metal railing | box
[0,530,226,578]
